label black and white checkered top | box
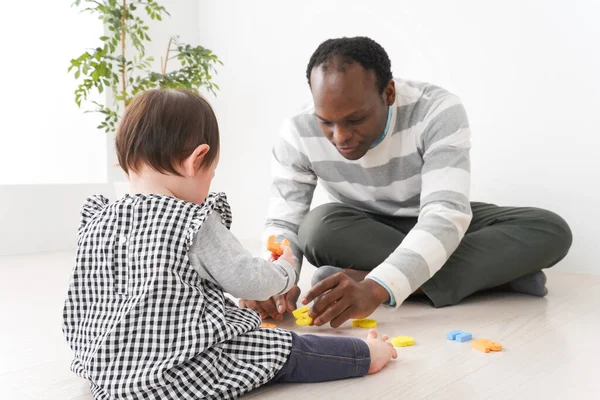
[62,193,293,399]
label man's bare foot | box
[365,329,397,374]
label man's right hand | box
[239,285,301,320]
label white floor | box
[1,250,599,400]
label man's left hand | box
[301,273,390,328]
[239,285,301,320]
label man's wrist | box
[362,278,390,304]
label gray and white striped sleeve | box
[263,117,318,279]
[367,95,473,307]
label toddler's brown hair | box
[116,88,219,176]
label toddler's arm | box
[189,212,296,300]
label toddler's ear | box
[182,144,210,177]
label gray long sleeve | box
[188,212,296,300]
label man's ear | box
[182,144,210,177]
[384,79,395,106]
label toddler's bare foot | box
[365,329,397,374]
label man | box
[240,36,572,328]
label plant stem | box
[121,0,127,110]
[162,36,173,75]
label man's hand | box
[301,273,389,328]
[239,286,301,320]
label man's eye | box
[348,117,365,124]
[319,120,333,126]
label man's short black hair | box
[306,36,393,94]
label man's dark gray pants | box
[298,202,573,307]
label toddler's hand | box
[365,329,397,374]
[278,244,294,268]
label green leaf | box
[69,1,222,128]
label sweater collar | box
[370,105,393,149]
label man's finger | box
[239,299,256,310]
[302,273,343,304]
[256,306,269,320]
[241,299,268,319]
[261,298,281,320]
[329,305,355,329]
[285,286,301,313]
[274,295,286,314]
[309,285,344,318]
[313,299,351,327]
[253,303,269,320]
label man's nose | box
[333,125,352,144]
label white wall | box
[197,0,600,274]
[0,184,111,255]
[0,1,106,185]
[0,1,109,255]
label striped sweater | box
[264,79,473,308]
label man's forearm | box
[362,279,390,304]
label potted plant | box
[69,0,223,195]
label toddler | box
[62,88,397,400]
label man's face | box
[310,63,394,160]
